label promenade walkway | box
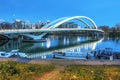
[0,58,120,65]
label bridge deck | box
[0,28,104,34]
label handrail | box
[0,28,104,34]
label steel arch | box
[43,16,97,29]
[48,16,97,29]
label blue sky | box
[0,0,120,27]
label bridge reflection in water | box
[0,35,103,59]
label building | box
[58,22,78,28]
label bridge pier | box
[88,31,104,39]
[87,31,95,38]
[21,33,47,41]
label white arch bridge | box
[0,16,104,40]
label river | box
[0,35,120,59]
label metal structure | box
[0,16,104,40]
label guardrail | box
[0,28,104,34]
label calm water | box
[0,35,120,59]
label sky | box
[0,0,120,27]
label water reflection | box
[0,39,22,51]
[46,38,51,49]
[0,35,120,59]
[0,40,9,46]
[96,38,120,52]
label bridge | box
[0,16,104,40]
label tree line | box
[98,23,120,37]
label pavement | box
[0,58,120,65]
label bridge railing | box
[0,28,104,34]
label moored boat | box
[10,49,27,58]
[53,51,87,60]
[0,51,13,58]
[0,49,27,58]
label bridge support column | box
[97,32,104,38]
[21,33,47,41]
[91,32,100,39]
[91,32,95,38]
[96,32,99,38]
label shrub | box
[0,61,55,80]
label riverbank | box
[0,58,120,65]
[0,58,120,80]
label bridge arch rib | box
[42,17,69,29]
[45,16,98,29]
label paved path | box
[0,58,120,65]
[29,59,120,65]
